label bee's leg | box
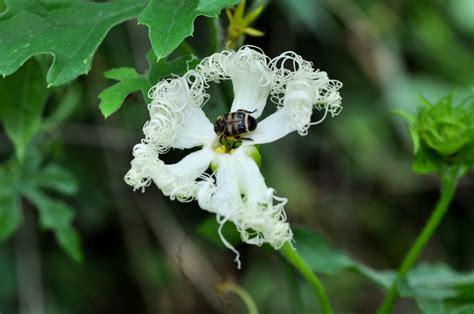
[226,135,241,149]
[224,136,232,149]
[237,109,257,114]
[239,137,254,141]
[219,135,225,145]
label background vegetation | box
[0,0,473,313]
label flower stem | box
[377,170,460,314]
[280,242,334,314]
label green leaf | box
[99,68,147,118]
[23,189,82,261]
[0,0,147,86]
[397,264,474,313]
[36,163,79,196]
[56,226,83,263]
[99,54,199,117]
[0,58,48,161]
[196,0,240,13]
[293,226,394,288]
[450,304,474,314]
[26,190,74,230]
[0,172,21,241]
[293,227,352,275]
[139,0,239,60]
[293,227,474,313]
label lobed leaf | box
[23,188,82,261]
[0,0,147,86]
[294,227,474,313]
[25,189,74,230]
[99,54,198,117]
[99,68,147,118]
[139,0,240,60]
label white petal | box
[143,72,215,152]
[244,109,295,145]
[124,142,160,192]
[197,149,293,250]
[125,145,216,202]
[269,51,343,135]
[227,49,273,117]
[172,102,217,149]
[197,46,273,118]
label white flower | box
[125,46,342,268]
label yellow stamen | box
[214,145,228,154]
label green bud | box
[417,93,474,157]
[210,160,218,173]
[396,92,474,175]
[241,145,262,167]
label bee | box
[214,109,257,147]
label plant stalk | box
[377,171,460,313]
[207,18,222,54]
[217,281,259,314]
[280,242,334,314]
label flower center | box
[213,137,243,154]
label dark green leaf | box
[397,264,474,313]
[56,226,83,263]
[293,227,352,275]
[0,172,21,241]
[36,163,79,195]
[25,189,74,230]
[99,68,147,118]
[294,227,474,313]
[196,0,240,14]
[0,0,147,86]
[23,188,82,261]
[0,58,48,161]
[139,0,239,60]
[293,226,394,288]
[416,297,444,314]
[450,304,474,314]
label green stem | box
[280,242,334,314]
[377,170,460,314]
[207,18,222,54]
[217,281,259,314]
[178,41,198,57]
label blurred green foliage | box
[0,0,474,313]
